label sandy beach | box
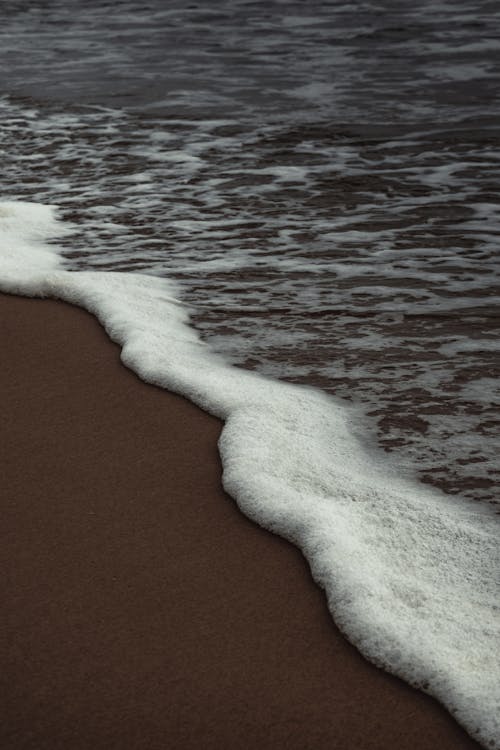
[1,292,480,750]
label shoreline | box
[1,292,480,750]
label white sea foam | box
[1,200,498,748]
[2,96,499,504]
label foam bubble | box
[1,201,498,748]
[0,201,69,284]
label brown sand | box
[1,293,480,750]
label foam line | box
[1,201,498,749]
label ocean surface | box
[0,1,499,747]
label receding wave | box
[1,96,499,504]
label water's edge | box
[1,202,498,749]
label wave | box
[1,200,498,748]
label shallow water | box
[1,3,500,745]
[1,0,499,503]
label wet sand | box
[0,293,481,750]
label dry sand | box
[0,293,480,749]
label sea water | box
[0,1,498,746]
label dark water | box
[1,0,499,503]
